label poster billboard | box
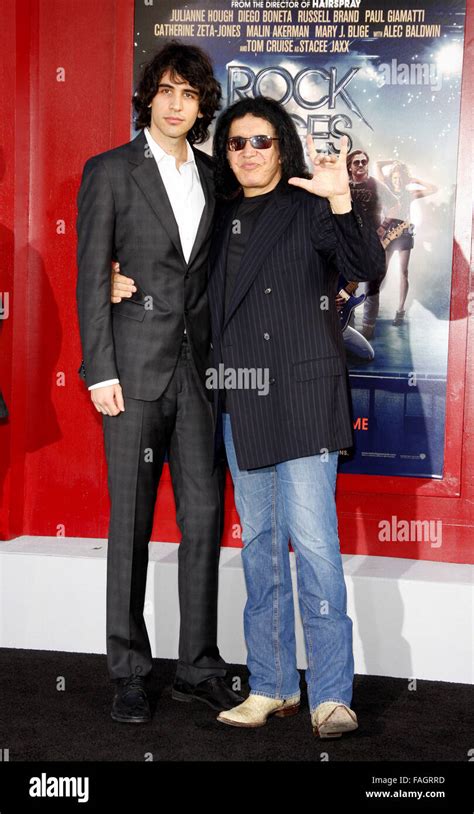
[134,0,466,478]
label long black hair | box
[133,41,221,144]
[213,96,310,199]
[386,161,410,191]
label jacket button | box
[264,287,272,294]
[263,332,270,340]
[269,377,275,385]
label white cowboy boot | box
[217,693,300,728]
[311,702,358,739]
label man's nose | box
[241,138,257,156]
[170,92,183,110]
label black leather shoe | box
[111,670,151,724]
[172,677,244,712]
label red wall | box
[1,0,472,563]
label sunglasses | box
[227,135,279,151]
[352,159,368,166]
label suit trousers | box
[102,337,227,684]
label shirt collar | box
[144,128,195,167]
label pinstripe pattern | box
[208,183,386,470]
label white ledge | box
[0,537,472,684]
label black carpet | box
[0,648,472,762]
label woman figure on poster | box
[375,160,438,326]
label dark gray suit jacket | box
[76,130,215,400]
[208,183,386,470]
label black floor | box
[1,648,472,762]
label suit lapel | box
[129,131,186,264]
[223,187,301,330]
[187,149,215,269]
[129,134,215,269]
[208,201,238,337]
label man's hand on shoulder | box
[288,135,352,213]
[91,383,125,416]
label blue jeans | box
[223,412,354,713]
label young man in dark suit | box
[76,42,242,724]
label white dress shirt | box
[89,128,206,391]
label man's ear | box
[197,111,204,119]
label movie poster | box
[134,0,466,478]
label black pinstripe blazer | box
[207,182,385,470]
[76,131,215,399]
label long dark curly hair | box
[213,96,310,199]
[132,41,221,144]
[386,161,411,191]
